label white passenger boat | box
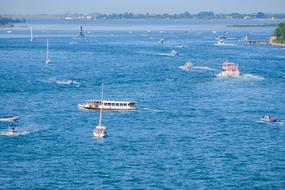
[79,100,137,111]
[217,62,240,77]
[0,116,19,122]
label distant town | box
[1,11,285,23]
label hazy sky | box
[1,0,285,14]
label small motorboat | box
[56,80,80,86]
[217,38,224,45]
[217,62,240,78]
[216,36,226,45]
[179,61,193,71]
[0,116,19,122]
[159,38,166,43]
[257,115,277,124]
[169,50,179,56]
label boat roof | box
[88,100,136,103]
[223,62,237,66]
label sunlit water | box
[0,19,285,189]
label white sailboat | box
[45,38,51,64]
[93,84,107,138]
[30,27,33,42]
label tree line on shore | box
[273,22,285,44]
[0,16,25,25]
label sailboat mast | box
[98,84,104,126]
[46,38,49,59]
[30,27,33,42]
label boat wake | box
[0,130,30,137]
[216,74,264,80]
[193,66,217,71]
[155,50,179,57]
[40,78,80,86]
[240,74,264,80]
[0,124,46,137]
[56,80,80,87]
[214,43,235,46]
[179,65,216,72]
[140,108,165,112]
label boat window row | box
[100,102,131,107]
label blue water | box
[0,19,285,189]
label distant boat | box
[217,38,224,45]
[179,61,193,71]
[0,116,19,122]
[93,84,107,138]
[45,38,51,64]
[257,115,278,124]
[169,50,179,56]
[217,62,240,78]
[56,80,80,86]
[159,38,165,43]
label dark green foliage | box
[0,16,25,25]
[273,22,285,43]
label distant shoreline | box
[227,24,277,28]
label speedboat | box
[216,36,226,45]
[159,38,165,43]
[217,62,240,78]
[179,61,193,71]
[217,39,224,45]
[257,115,277,124]
[169,50,179,56]
[56,80,80,86]
[0,116,19,122]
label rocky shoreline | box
[269,37,285,47]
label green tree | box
[273,22,285,43]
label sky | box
[1,0,285,15]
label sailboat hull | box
[93,126,106,138]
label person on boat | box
[269,116,277,122]
[10,127,17,133]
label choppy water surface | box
[0,19,285,189]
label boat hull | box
[217,71,240,77]
[0,116,19,122]
[93,126,106,138]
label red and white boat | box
[217,62,240,77]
